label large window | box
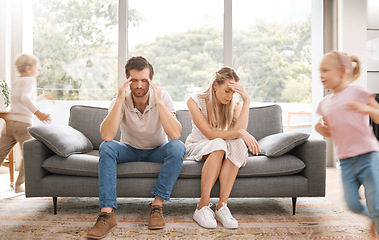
[125,0,312,105]
[126,0,313,132]
[233,0,312,104]
[31,0,315,131]
[128,0,223,103]
[33,0,118,101]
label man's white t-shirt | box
[109,88,176,150]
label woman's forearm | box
[233,101,250,130]
[205,128,242,140]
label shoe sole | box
[215,216,238,229]
[193,217,217,229]
[87,224,117,239]
[15,187,25,193]
[148,225,165,230]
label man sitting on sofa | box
[87,56,186,239]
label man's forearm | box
[156,102,181,140]
[100,99,123,141]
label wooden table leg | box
[9,149,14,189]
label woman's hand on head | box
[227,81,250,102]
[239,129,260,155]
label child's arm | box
[348,98,379,124]
[34,110,51,124]
[315,118,332,138]
[36,93,55,103]
[20,81,51,123]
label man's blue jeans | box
[98,140,185,209]
[339,151,379,232]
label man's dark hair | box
[125,56,154,79]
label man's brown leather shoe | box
[87,210,117,239]
[148,203,165,230]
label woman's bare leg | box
[198,150,225,209]
[217,158,239,210]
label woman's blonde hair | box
[198,66,240,130]
[328,50,361,82]
[15,53,39,74]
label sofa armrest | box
[290,139,326,197]
[24,139,55,197]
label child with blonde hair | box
[0,53,54,193]
[315,50,379,236]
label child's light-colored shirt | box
[316,85,379,159]
[6,77,38,124]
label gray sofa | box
[24,105,326,215]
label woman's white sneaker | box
[215,202,239,229]
[193,203,217,229]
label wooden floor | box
[0,166,371,227]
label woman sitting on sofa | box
[185,66,260,229]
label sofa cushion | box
[42,152,305,178]
[239,154,306,177]
[258,132,310,157]
[176,110,193,143]
[69,105,121,150]
[28,125,93,157]
[42,150,164,177]
[180,155,306,178]
[247,105,283,140]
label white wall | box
[10,0,25,83]
[338,0,367,87]
[311,0,324,139]
[0,0,28,84]
[0,0,11,83]
[367,0,379,30]
[367,0,379,93]
[0,0,30,169]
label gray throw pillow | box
[257,132,310,157]
[28,125,93,157]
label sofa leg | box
[292,197,297,215]
[53,197,57,215]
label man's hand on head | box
[148,79,163,105]
[117,76,132,102]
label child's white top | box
[6,77,38,124]
[316,85,379,159]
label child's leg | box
[358,151,379,234]
[11,121,32,186]
[0,121,18,166]
[339,158,370,218]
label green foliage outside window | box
[33,0,311,103]
[33,0,119,101]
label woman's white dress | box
[184,94,248,168]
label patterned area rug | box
[0,191,374,239]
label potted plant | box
[0,79,10,112]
